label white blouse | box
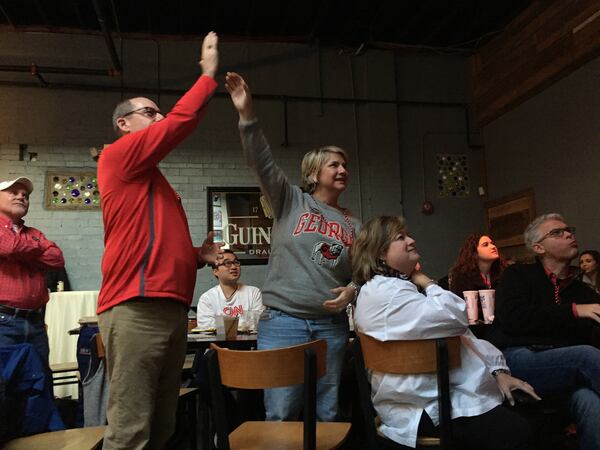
[354,275,508,448]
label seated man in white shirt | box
[196,250,263,331]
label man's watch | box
[491,368,511,377]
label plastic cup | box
[478,289,495,324]
[462,290,480,324]
[241,310,261,333]
[215,315,226,335]
[223,316,239,339]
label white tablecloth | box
[46,291,98,398]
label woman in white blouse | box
[352,216,540,450]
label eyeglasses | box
[216,260,241,268]
[121,106,162,119]
[537,226,576,243]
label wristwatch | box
[491,368,511,377]
[347,281,360,305]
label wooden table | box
[187,333,257,352]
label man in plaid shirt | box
[0,176,65,368]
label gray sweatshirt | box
[239,119,360,318]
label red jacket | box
[0,215,65,309]
[97,75,217,314]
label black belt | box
[0,304,43,319]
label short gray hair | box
[300,145,348,194]
[111,99,136,135]
[524,213,566,250]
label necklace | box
[222,285,238,301]
[309,197,355,243]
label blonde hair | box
[301,145,348,194]
[351,216,407,285]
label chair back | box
[207,340,327,450]
[208,339,326,389]
[357,332,461,374]
[352,333,462,450]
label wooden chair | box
[352,333,461,449]
[207,340,351,450]
[3,426,106,450]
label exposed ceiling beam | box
[70,0,84,28]
[245,0,257,36]
[396,0,438,42]
[278,0,295,36]
[32,0,49,25]
[308,0,332,42]
[108,0,121,34]
[92,0,122,74]
[420,4,464,46]
[367,0,385,43]
[0,1,15,27]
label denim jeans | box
[257,308,349,421]
[0,312,49,367]
[503,345,600,450]
[502,345,600,395]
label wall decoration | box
[437,154,470,197]
[207,187,273,265]
[45,171,101,210]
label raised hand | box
[196,231,224,266]
[200,32,218,78]
[225,72,256,122]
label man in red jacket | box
[97,32,222,450]
[0,177,65,369]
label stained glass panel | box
[45,171,101,210]
[437,154,470,198]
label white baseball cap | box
[0,177,34,194]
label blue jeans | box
[567,388,600,450]
[0,312,49,368]
[257,308,349,421]
[503,345,600,450]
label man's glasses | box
[121,106,161,119]
[537,226,576,243]
[217,260,241,268]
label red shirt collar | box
[0,214,24,229]
[543,264,575,285]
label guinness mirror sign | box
[207,187,273,265]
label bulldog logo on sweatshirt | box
[311,241,344,268]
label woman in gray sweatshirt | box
[226,72,360,421]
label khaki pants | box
[98,298,188,450]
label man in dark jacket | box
[489,213,600,450]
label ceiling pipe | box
[92,0,122,74]
[0,64,117,77]
[0,78,469,109]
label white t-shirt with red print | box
[196,283,263,330]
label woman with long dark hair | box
[449,234,508,297]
